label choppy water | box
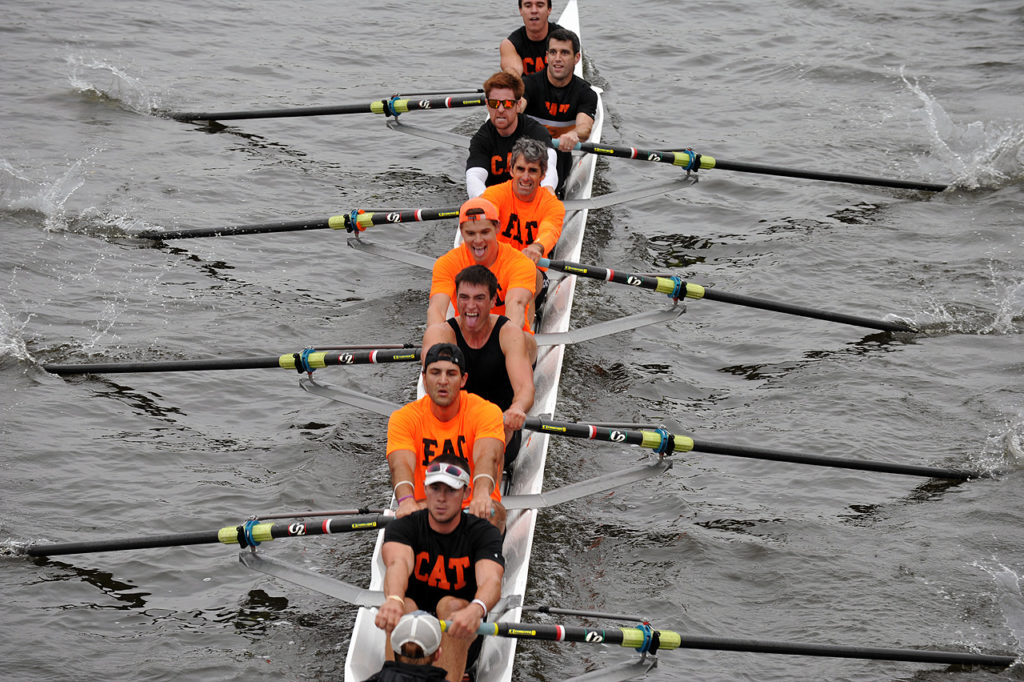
[3,1,1024,680]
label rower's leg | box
[435,596,473,682]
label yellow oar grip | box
[278,352,330,370]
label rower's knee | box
[436,596,468,620]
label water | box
[3,1,1024,680]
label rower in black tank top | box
[447,315,522,467]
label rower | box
[428,197,539,334]
[387,343,507,531]
[465,71,558,199]
[481,136,565,264]
[422,265,536,470]
[364,611,448,681]
[522,26,598,196]
[375,454,505,682]
[499,0,561,76]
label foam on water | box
[65,52,163,117]
[900,68,1024,190]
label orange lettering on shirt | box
[414,552,431,582]
[427,555,451,590]
[449,557,470,590]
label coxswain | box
[422,265,535,469]
[465,71,558,198]
[375,453,505,682]
[363,611,448,681]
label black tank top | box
[448,316,515,411]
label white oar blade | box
[504,460,671,510]
[300,377,400,417]
[562,657,658,681]
[536,306,683,346]
[239,550,383,608]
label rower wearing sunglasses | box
[386,343,508,532]
[465,71,557,198]
[375,453,505,682]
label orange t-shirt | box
[386,391,506,505]
[482,181,565,256]
[431,241,537,331]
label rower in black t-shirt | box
[375,455,505,682]
[499,0,560,76]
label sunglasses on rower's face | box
[426,462,468,479]
[487,98,518,109]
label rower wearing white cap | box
[375,453,505,682]
[363,611,448,681]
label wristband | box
[386,595,405,606]
[397,494,414,504]
[470,598,488,618]
[472,473,496,491]
[393,480,414,496]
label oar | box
[170,94,484,122]
[42,347,420,376]
[538,257,916,333]
[571,142,949,193]
[457,620,1015,668]
[23,513,389,557]
[137,177,692,241]
[523,416,977,481]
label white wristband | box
[393,480,414,496]
[471,598,488,618]
[472,473,496,491]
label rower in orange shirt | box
[480,137,565,264]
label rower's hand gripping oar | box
[538,257,916,333]
[567,141,948,193]
[170,93,485,123]
[523,416,979,481]
[449,619,1015,668]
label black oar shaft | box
[572,142,948,192]
[140,207,460,241]
[25,513,388,557]
[523,417,974,481]
[43,348,420,376]
[171,95,484,122]
[540,258,915,333]
[467,621,1014,667]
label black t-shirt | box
[506,21,562,74]
[363,660,449,682]
[384,510,505,614]
[522,73,598,132]
[466,115,552,187]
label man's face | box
[519,0,552,32]
[423,360,466,408]
[460,219,499,265]
[425,480,468,524]
[456,281,496,332]
[510,154,543,200]
[545,38,578,82]
[486,86,520,135]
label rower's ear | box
[459,371,468,389]
[516,98,526,114]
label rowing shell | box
[343,1,603,680]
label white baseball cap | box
[391,610,443,656]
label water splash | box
[65,52,162,116]
[906,260,1024,336]
[973,560,1024,657]
[0,300,33,365]
[900,68,1024,190]
[0,157,89,231]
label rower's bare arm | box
[427,292,453,327]
[499,38,524,76]
[446,557,505,639]
[422,320,457,360]
[375,541,415,631]
[505,286,534,332]
[468,437,504,520]
[574,111,595,143]
[500,325,535,430]
[388,448,422,518]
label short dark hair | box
[483,71,524,100]
[518,0,552,7]
[547,27,580,55]
[455,265,500,299]
[397,642,429,661]
[431,452,472,474]
[510,136,548,175]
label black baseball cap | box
[422,343,466,373]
